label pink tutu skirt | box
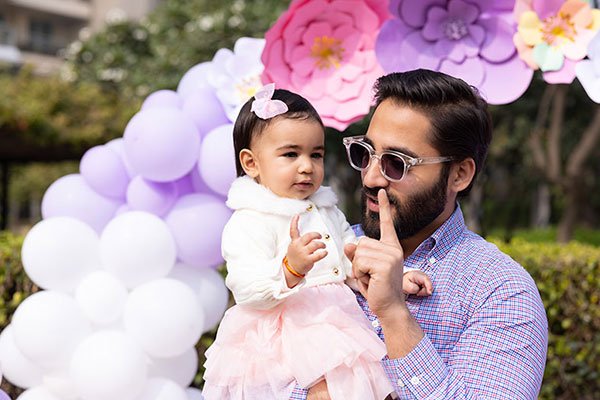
[203,283,394,400]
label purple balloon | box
[181,87,229,137]
[142,90,182,110]
[165,194,232,268]
[198,124,236,197]
[126,176,178,217]
[80,145,130,200]
[41,174,122,233]
[173,172,196,196]
[105,138,137,178]
[188,166,226,200]
[123,108,201,182]
[0,390,9,400]
[177,62,213,100]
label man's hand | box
[344,189,406,321]
[307,380,330,400]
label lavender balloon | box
[80,145,130,200]
[0,390,9,400]
[142,90,182,110]
[123,108,200,182]
[181,87,229,137]
[165,194,232,268]
[105,138,137,178]
[198,124,236,197]
[41,174,121,234]
[176,62,213,100]
[127,176,178,217]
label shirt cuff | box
[382,335,448,399]
[289,385,308,399]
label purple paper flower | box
[376,0,533,104]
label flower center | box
[235,75,262,102]
[444,18,468,40]
[311,36,344,70]
[541,13,576,45]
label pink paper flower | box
[261,0,390,131]
[375,0,533,104]
[513,0,600,84]
[575,30,600,102]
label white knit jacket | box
[222,176,357,310]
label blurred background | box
[0,0,599,399]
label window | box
[29,19,54,54]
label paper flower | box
[576,30,600,102]
[261,0,390,131]
[375,0,534,104]
[514,0,600,83]
[210,37,266,121]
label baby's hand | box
[403,270,433,296]
[286,214,328,276]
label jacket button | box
[324,233,330,240]
[333,267,339,275]
[306,204,314,212]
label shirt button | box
[324,233,330,240]
[371,319,380,328]
[397,379,405,388]
[429,256,436,264]
[306,204,314,212]
[332,267,340,275]
[410,376,420,385]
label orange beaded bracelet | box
[283,256,305,278]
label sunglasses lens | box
[381,154,405,180]
[349,142,370,169]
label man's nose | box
[362,157,388,188]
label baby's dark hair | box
[233,88,324,176]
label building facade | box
[0,0,161,74]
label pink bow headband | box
[251,83,288,119]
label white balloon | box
[42,371,78,400]
[12,291,91,369]
[21,217,100,292]
[100,211,176,288]
[186,387,204,400]
[169,264,229,332]
[0,325,44,388]
[70,330,147,400]
[16,387,62,400]
[147,347,198,387]
[123,279,204,358]
[75,271,128,326]
[134,378,187,400]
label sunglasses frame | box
[342,135,456,182]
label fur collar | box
[226,176,338,216]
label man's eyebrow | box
[364,136,418,158]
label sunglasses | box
[342,136,455,182]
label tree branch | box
[528,84,556,172]
[566,105,600,179]
[547,84,568,183]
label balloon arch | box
[1,0,600,398]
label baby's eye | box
[283,152,298,158]
[311,153,324,159]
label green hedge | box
[491,238,600,400]
[1,231,599,399]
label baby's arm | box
[403,270,433,296]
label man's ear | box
[239,149,259,178]
[449,158,476,193]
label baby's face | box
[251,118,325,200]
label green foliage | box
[0,232,33,330]
[492,238,600,400]
[488,227,600,247]
[65,0,290,99]
[0,68,138,147]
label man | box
[291,69,548,399]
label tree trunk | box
[531,183,551,228]
[557,180,583,243]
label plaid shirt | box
[290,206,548,399]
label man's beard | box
[361,168,449,240]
